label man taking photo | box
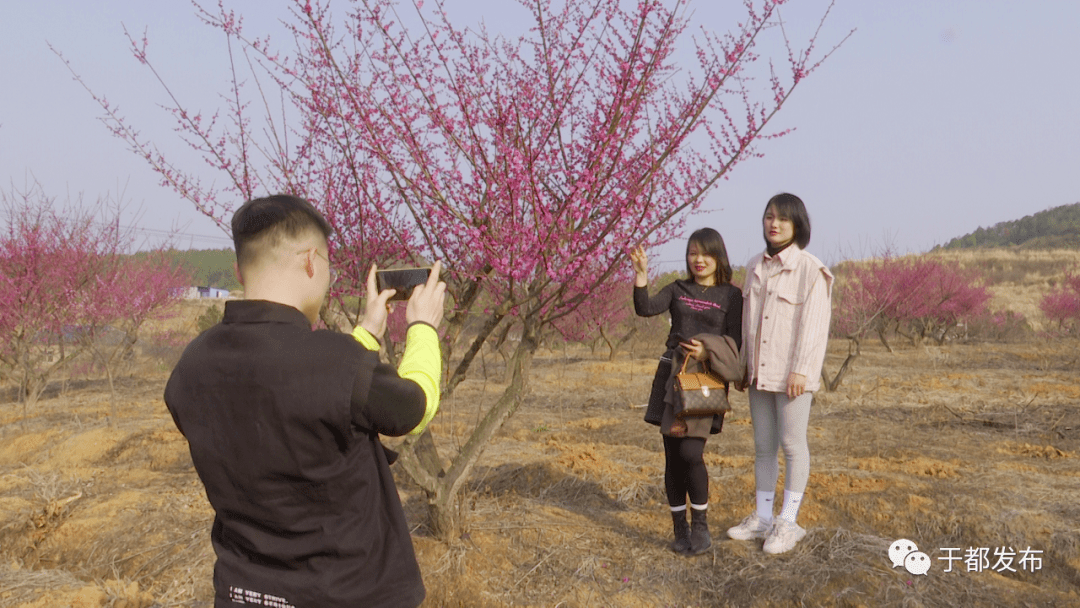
[165,194,445,607]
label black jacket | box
[637,281,743,432]
[634,280,743,351]
[164,300,426,608]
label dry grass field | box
[2,252,1080,607]
[2,336,1078,607]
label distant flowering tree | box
[72,252,188,419]
[831,255,921,353]
[64,0,849,537]
[904,261,990,344]
[573,295,635,360]
[0,185,103,415]
[550,264,636,360]
[0,184,189,421]
[1040,273,1080,332]
[0,184,186,420]
[834,255,990,351]
[829,254,992,389]
[827,255,912,389]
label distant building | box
[198,286,232,299]
[176,286,233,299]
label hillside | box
[936,202,1080,250]
[132,248,240,290]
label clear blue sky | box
[2,1,1078,268]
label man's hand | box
[406,260,446,328]
[359,263,397,339]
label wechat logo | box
[889,539,931,576]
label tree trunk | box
[821,337,861,392]
[610,326,637,362]
[396,318,540,540]
[901,320,926,347]
[105,363,117,425]
[934,320,957,345]
[443,311,506,400]
[875,327,893,353]
[17,345,80,423]
[598,325,614,360]
[426,486,465,541]
[822,348,855,391]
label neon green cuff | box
[350,326,381,351]
[398,323,442,435]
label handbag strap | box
[679,351,709,375]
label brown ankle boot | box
[688,507,712,555]
[669,509,691,554]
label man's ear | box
[304,248,316,278]
[233,261,245,286]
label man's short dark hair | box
[764,193,811,249]
[232,194,333,269]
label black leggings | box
[663,434,708,507]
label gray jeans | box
[748,387,812,493]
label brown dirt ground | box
[2,335,1079,607]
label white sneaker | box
[726,511,772,541]
[763,518,806,554]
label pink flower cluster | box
[1040,273,1080,331]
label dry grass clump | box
[0,370,216,608]
[0,566,82,607]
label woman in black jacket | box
[631,228,742,556]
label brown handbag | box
[673,355,730,418]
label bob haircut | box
[763,192,811,249]
[685,227,733,285]
[232,194,334,270]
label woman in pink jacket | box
[727,193,833,554]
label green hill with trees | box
[138,248,240,290]
[936,202,1080,250]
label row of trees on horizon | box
[937,202,1080,250]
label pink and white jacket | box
[742,245,833,393]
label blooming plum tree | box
[63,0,849,537]
[1040,273,1080,332]
[828,254,992,390]
[550,264,637,360]
[0,186,101,415]
[904,261,990,344]
[72,252,188,419]
[0,184,189,421]
[832,255,991,351]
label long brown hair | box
[685,228,732,285]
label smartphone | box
[376,267,431,301]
